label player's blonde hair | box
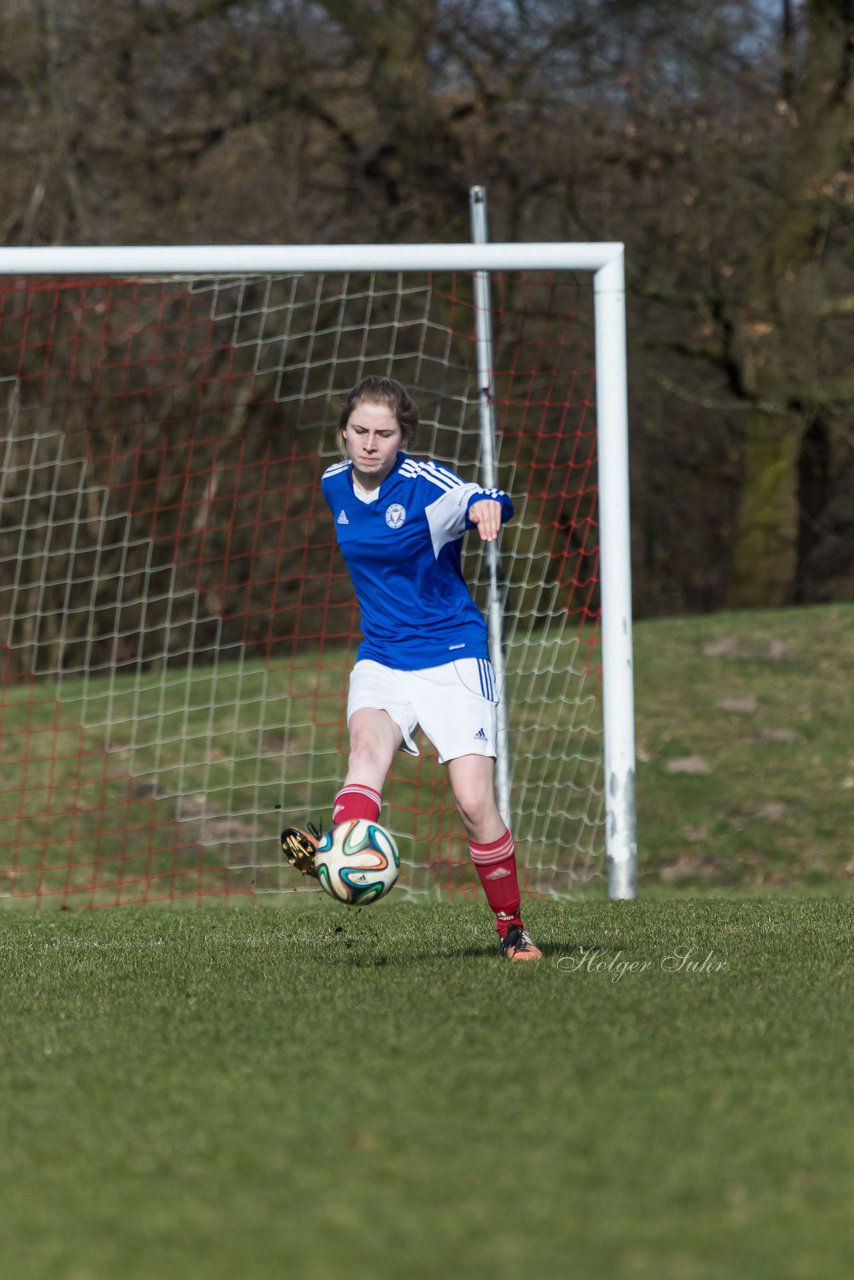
[337,376,419,454]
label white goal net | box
[0,239,636,907]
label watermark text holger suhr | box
[555,946,727,981]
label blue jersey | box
[321,452,513,671]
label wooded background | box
[1,0,852,618]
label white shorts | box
[347,658,499,764]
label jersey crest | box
[385,503,406,529]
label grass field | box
[1,603,852,1278]
[1,896,851,1280]
[634,602,853,888]
[2,602,851,904]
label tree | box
[0,0,851,612]
[541,0,854,609]
[724,0,854,605]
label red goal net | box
[0,270,603,907]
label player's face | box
[341,401,403,488]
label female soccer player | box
[282,375,542,961]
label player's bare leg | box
[448,754,542,961]
[343,707,403,794]
[325,707,404,826]
[447,752,506,844]
[282,708,401,877]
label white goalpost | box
[0,223,636,907]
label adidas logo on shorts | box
[473,727,488,742]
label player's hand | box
[468,498,503,542]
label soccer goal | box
[0,212,636,909]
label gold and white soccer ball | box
[314,820,400,906]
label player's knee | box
[348,736,380,772]
[453,788,495,836]
[348,722,396,774]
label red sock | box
[469,829,522,937]
[332,784,382,825]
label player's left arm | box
[466,489,514,542]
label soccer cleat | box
[280,822,321,878]
[499,924,543,962]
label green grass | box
[634,603,853,888]
[2,603,852,900]
[1,897,851,1280]
[0,634,607,901]
[1,604,852,1276]
[0,659,332,899]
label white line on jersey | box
[399,459,463,493]
[323,460,351,479]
